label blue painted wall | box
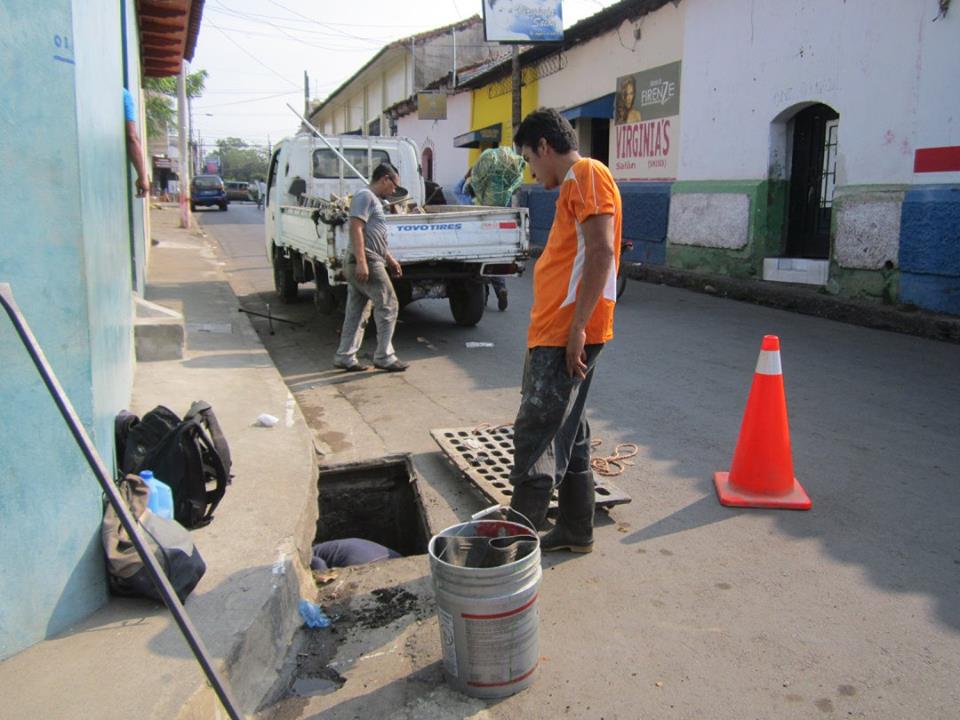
[0,0,137,660]
[519,181,672,264]
[122,0,147,294]
[899,184,960,315]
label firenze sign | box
[612,61,681,181]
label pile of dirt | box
[352,587,425,629]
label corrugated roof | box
[308,15,484,121]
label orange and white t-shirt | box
[527,158,622,348]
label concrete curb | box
[627,263,960,343]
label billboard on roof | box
[483,0,563,43]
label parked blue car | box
[191,174,228,211]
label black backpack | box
[116,401,232,528]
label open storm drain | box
[314,453,431,555]
[261,455,434,711]
[430,424,632,512]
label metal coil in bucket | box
[432,518,538,569]
[428,507,542,698]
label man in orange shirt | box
[508,108,622,553]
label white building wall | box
[396,90,473,193]
[367,76,384,126]
[537,2,685,112]
[385,62,408,110]
[680,0,943,185]
[347,90,363,132]
[914,6,960,184]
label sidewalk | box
[1,206,318,719]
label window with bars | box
[819,119,839,210]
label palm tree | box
[144,70,208,139]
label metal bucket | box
[428,512,541,698]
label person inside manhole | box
[507,108,622,554]
[310,538,402,572]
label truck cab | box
[266,133,424,212]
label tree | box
[211,138,269,183]
[143,70,208,139]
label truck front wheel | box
[448,280,485,327]
[273,252,298,303]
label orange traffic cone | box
[713,335,811,510]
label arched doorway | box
[421,147,434,182]
[786,103,839,259]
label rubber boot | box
[540,471,595,553]
[508,484,552,531]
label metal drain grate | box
[431,424,632,512]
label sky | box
[189,0,623,150]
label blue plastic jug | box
[139,470,174,520]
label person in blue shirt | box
[310,538,401,572]
[123,88,150,197]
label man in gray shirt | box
[333,162,408,372]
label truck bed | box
[272,204,529,267]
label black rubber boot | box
[508,484,552,531]
[540,471,595,553]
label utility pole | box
[177,65,190,228]
[304,70,310,117]
[511,45,521,136]
[452,24,458,88]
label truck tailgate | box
[384,208,528,263]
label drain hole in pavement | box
[315,454,430,556]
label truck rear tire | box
[273,253,298,303]
[448,280,485,327]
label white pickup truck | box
[264,133,529,326]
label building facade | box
[0,0,203,660]
[511,0,959,315]
[673,0,960,313]
[308,16,505,139]
[392,80,475,194]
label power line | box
[208,2,389,45]
[206,3,442,29]
[206,22,301,89]
[193,89,302,109]
[203,18,386,46]
[265,0,383,42]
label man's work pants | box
[334,257,399,367]
[509,344,604,496]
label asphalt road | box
[200,202,960,720]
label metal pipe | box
[286,103,367,183]
[0,283,243,720]
[238,306,303,329]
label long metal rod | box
[238,306,302,327]
[285,103,367,183]
[0,283,243,720]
